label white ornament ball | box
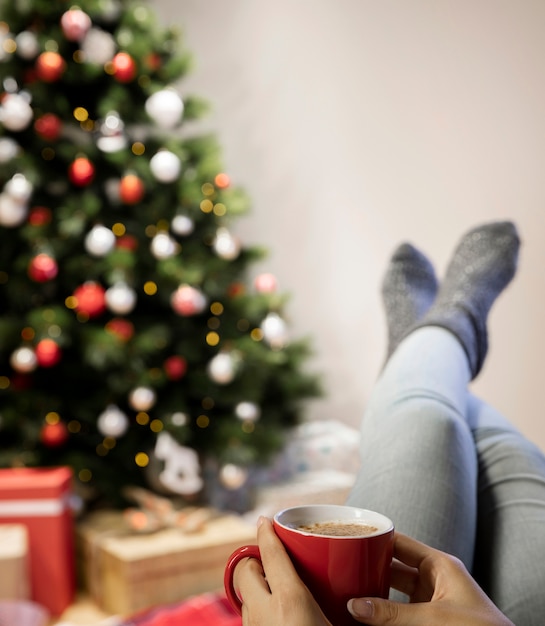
[169,412,188,427]
[207,352,236,385]
[128,386,157,412]
[261,312,289,348]
[0,138,19,163]
[171,214,194,236]
[0,137,20,163]
[84,224,116,256]
[0,93,33,132]
[0,193,28,227]
[97,404,129,437]
[235,401,261,422]
[213,227,241,261]
[4,174,33,203]
[219,463,249,490]
[150,232,178,259]
[96,111,127,153]
[61,9,92,42]
[10,346,37,373]
[15,31,40,60]
[105,282,137,314]
[81,28,116,65]
[149,150,181,183]
[145,89,184,129]
[103,178,121,204]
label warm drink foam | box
[297,521,379,537]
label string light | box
[136,412,149,425]
[45,411,60,425]
[202,397,214,409]
[251,328,264,341]
[201,182,214,196]
[200,199,213,213]
[0,376,10,389]
[73,107,89,122]
[196,415,209,428]
[237,319,250,332]
[143,281,157,295]
[150,419,163,433]
[206,331,220,346]
[210,302,224,315]
[79,469,92,482]
[135,452,149,467]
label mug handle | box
[224,544,261,614]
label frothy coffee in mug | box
[297,521,379,537]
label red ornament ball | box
[28,206,52,227]
[69,157,95,186]
[40,421,69,447]
[227,282,245,298]
[170,285,207,316]
[119,174,145,204]
[164,355,188,380]
[111,52,137,83]
[73,282,106,318]
[214,172,231,189]
[105,318,134,342]
[144,53,161,71]
[35,51,66,82]
[35,338,62,367]
[34,113,62,141]
[28,253,58,282]
[254,272,278,293]
[116,234,138,251]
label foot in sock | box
[407,221,520,378]
[381,242,438,361]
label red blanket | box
[122,593,242,626]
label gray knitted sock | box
[381,243,438,361]
[407,221,520,378]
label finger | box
[348,597,441,625]
[393,532,439,569]
[256,517,303,590]
[235,556,271,606]
[389,559,419,597]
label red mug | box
[224,504,394,626]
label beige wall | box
[155,0,545,452]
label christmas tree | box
[0,0,320,508]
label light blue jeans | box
[346,327,545,625]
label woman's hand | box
[234,516,332,626]
[348,532,515,625]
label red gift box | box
[0,467,76,616]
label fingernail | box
[257,515,266,527]
[348,598,374,619]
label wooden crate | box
[0,524,29,600]
[78,510,255,615]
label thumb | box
[347,597,417,625]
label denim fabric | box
[346,327,545,625]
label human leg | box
[348,221,520,571]
[468,395,545,626]
[346,326,478,568]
